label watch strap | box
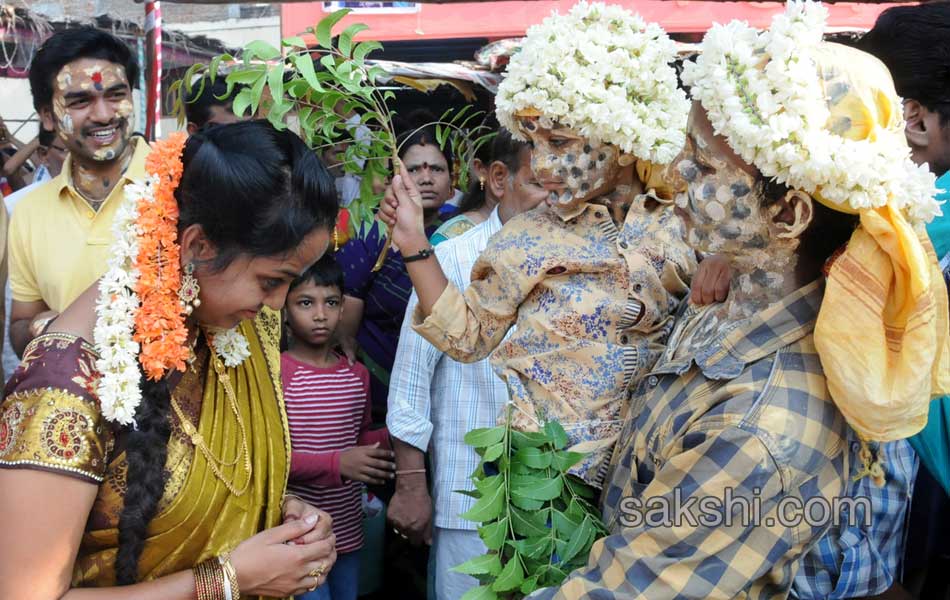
[403,246,435,263]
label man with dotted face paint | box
[511,4,950,598]
[380,2,699,491]
[9,27,148,358]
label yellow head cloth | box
[684,1,950,444]
[811,42,950,441]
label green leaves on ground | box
[453,409,608,598]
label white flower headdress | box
[681,0,940,222]
[496,2,689,165]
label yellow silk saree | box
[0,309,289,597]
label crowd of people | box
[1,1,950,599]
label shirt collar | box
[58,136,149,199]
[659,279,825,380]
[550,188,671,223]
[487,206,503,233]
[551,199,597,222]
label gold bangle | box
[194,559,226,600]
[194,561,211,600]
[219,552,241,600]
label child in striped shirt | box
[283,254,395,600]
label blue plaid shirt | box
[530,281,849,599]
[791,437,917,598]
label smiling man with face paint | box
[380,2,698,491]
[9,27,148,358]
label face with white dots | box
[517,116,622,209]
[672,104,773,256]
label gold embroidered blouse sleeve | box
[0,335,114,484]
[0,387,113,483]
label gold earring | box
[333,227,340,252]
[479,176,486,191]
[178,262,202,315]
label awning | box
[279,1,906,43]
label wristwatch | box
[403,246,434,263]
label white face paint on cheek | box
[705,201,725,221]
[53,67,75,137]
[116,98,133,120]
[686,167,767,254]
[59,112,74,136]
[552,141,618,205]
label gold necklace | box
[171,351,252,496]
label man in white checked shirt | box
[386,130,548,600]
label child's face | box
[285,281,343,347]
[517,116,621,209]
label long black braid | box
[114,372,172,584]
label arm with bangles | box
[0,469,335,599]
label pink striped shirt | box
[282,352,389,553]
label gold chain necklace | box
[171,350,252,496]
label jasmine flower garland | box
[681,0,940,223]
[495,1,689,165]
[93,177,146,426]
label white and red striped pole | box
[144,0,162,140]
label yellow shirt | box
[8,138,148,313]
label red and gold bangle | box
[218,551,241,599]
[194,558,226,600]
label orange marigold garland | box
[133,132,190,380]
[95,133,252,426]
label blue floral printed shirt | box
[412,190,696,487]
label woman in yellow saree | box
[0,121,340,599]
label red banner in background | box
[282,1,900,43]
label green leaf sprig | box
[454,409,609,599]
[170,11,495,250]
